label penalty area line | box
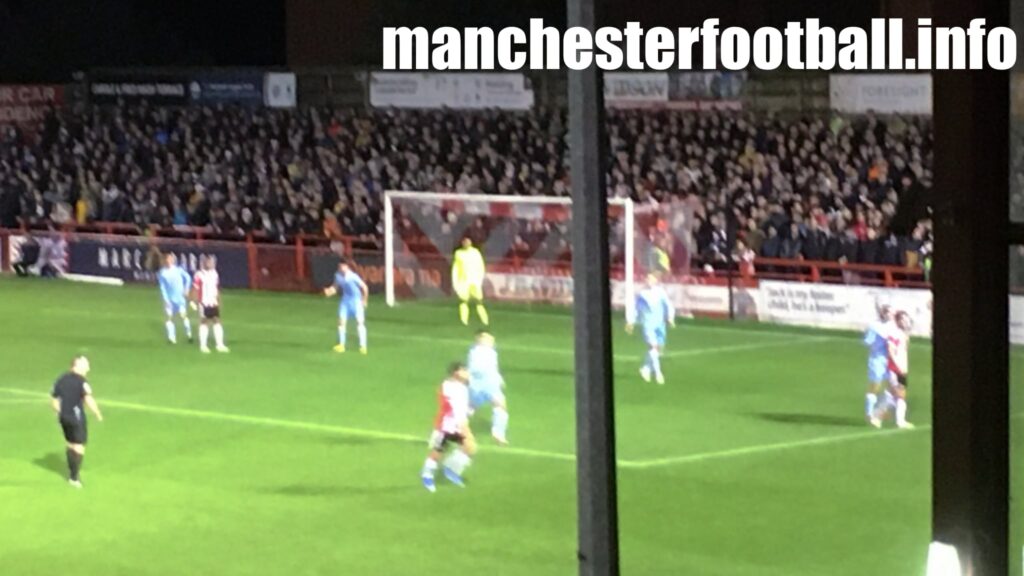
[660,335,836,359]
[0,387,575,463]
[0,398,48,405]
[619,425,931,469]
[7,387,975,470]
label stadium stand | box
[0,104,933,269]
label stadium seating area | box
[0,104,933,267]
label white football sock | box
[421,458,438,479]
[881,390,896,414]
[199,324,210,349]
[357,324,367,349]
[165,320,176,343]
[213,324,226,348]
[182,317,193,339]
[865,393,877,418]
[456,450,471,474]
[443,450,471,475]
[492,407,509,439]
[895,398,908,426]
[338,325,347,346]
[442,453,458,473]
[649,349,662,376]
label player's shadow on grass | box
[752,412,866,428]
[509,367,573,378]
[374,315,451,328]
[33,453,66,478]
[320,435,385,447]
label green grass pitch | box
[0,277,1014,575]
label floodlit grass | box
[0,277,948,575]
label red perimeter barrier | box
[0,224,930,291]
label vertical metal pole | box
[384,192,395,307]
[726,207,737,321]
[932,0,1009,570]
[624,199,636,323]
[567,0,619,574]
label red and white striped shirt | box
[888,330,909,376]
[193,269,221,307]
[433,378,469,435]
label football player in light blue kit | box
[626,274,675,385]
[467,331,509,445]
[157,253,193,344]
[863,302,894,427]
[323,261,369,354]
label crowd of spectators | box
[0,103,933,269]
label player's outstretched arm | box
[360,281,369,307]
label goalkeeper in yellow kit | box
[452,237,489,326]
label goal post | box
[383,190,644,320]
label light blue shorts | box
[868,357,890,384]
[643,325,666,348]
[339,300,365,323]
[164,300,187,316]
[470,385,505,409]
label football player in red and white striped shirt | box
[191,255,229,354]
[421,362,477,493]
[875,311,914,429]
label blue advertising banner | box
[67,237,250,288]
[188,72,264,105]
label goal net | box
[383,191,696,320]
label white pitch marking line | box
[0,398,46,405]
[659,336,836,359]
[624,411,1024,469]
[619,425,931,469]
[0,386,948,470]
[0,387,576,463]
[36,306,826,361]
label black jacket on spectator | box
[859,239,880,264]
[802,230,827,261]
[878,234,904,266]
[840,236,860,263]
[780,234,803,260]
[761,234,781,259]
[0,187,22,228]
[824,235,843,261]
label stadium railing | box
[0,224,930,292]
[747,257,928,288]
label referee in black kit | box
[50,355,104,488]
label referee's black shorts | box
[60,419,87,445]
